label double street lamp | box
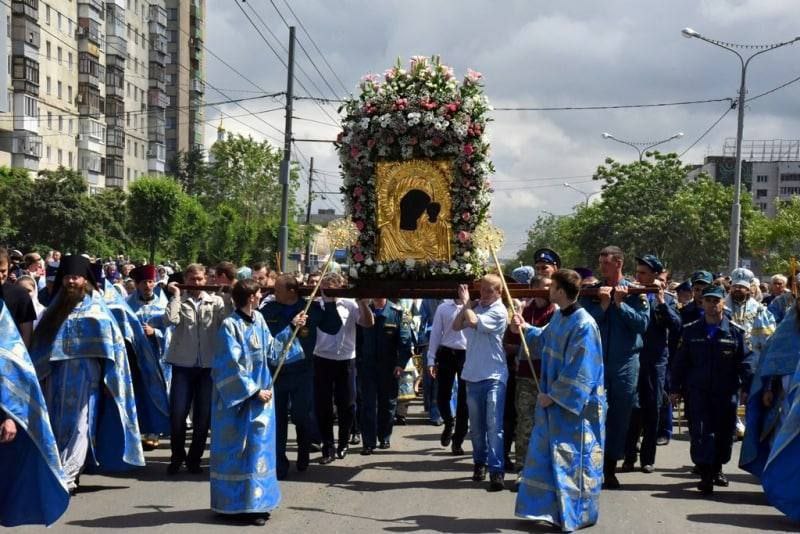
[601,131,684,161]
[682,27,800,271]
[563,182,601,207]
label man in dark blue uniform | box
[670,285,754,495]
[356,298,413,455]
[581,246,650,489]
[623,255,681,473]
[260,274,342,479]
[680,271,713,325]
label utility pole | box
[277,26,295,274]
[304,157,314,274]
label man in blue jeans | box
[454,275,509,491]
[164,264,227,475]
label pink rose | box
[463,144,475,156]
[409,137,418,145]
[432,136,443,147]
[354,202,363,213]
[457,230,471,243]
[350,147,360,158]
[353,186,364,197]
[446,102,459,113]
[353,252,365,262]
[461,163,471,173]
[461,212,471,221]
[367,138,376,148]
[355,220,365,231]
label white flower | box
[349,267,359,279]
[359,118,371,129]
[376,264,384,274]
[365,257,374,266]
[405,258,416,268]
[450,260,458,269]
[464,263,472,272]
[407,112,421,126]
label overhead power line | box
[679,104,735,157]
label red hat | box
[131,264,158,283]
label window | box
[167,7,177,20]
[127,23,131,39]
[12,56,40,86]
[46,4,50,24]
[134,142,138,157]
[57,12,61,31]
[756,175,768,183]
[58,115,62,131]
[58,148,62,165]
[126,82,131,97]
[127,167,131,182]
[67,85,72,103]
[68,19,72,35]
[126,111,130,126]
[134,31,138,45]
[133,86,137,101]
[780,174,800,182]
[756,189,768,198]
[24,95,37,116]
[57,46,62,64]
[46,145,51,160]
[46,41,51,59]
[68,52,73,70]
[68,118,73,134]
[47,111,52,128]
[780,186,800,195]
[68,151,73,167]
[168,30,178,43]
[46,76,51,94]
[57,81,62,99]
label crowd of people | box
[1,244,799,531]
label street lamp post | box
[563,182,601,207]
[601,132,684,161]
[682,27,800,271]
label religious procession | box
[2,3,800,531]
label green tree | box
[128,176,183,263]
[168,194,210,265]
[514,153,762,277]
[745,196,800,274]
[172,147,209,197]
[84,187,133,259]
[0,166,34,245]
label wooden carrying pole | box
[489,247,540,390]
[270,256,335,386]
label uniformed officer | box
[680,271,714,325]
[623,255,681,473]
[670,285,754,495]
[260,274,342,479]
[581,246,650,490]
[532,248,561,278]
[356,298,413,454]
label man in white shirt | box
[313,272,374,463]
[427,297,469,455]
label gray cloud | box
[203,0,800,256]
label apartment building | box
[687,139,800,218]
[164,0,204,173]
[2,0,202,189]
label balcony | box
[148,88,169,108]
[77,0,103,16]
[11,56,39,96]
[12,132,42,158]
[191,78,205,94]
[191,3,202,21]
[149,5,168,28]
[11,18,40,52]
[106,35,128,59]
[11,0,38,21]
[76,19,102,45]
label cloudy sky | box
[202,0,800,256]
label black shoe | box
[656,436,669,446]
[691,465,701,475]
[641,465,655,474]
[452,444,465,456]
[431,418,443,426]
[297,448,310,472]
[360,447,374,456]
[68,486,79,496]
[713,472,729,487]
[394,415,407,426]
[472,464,487,482]
[378,440,390,450]
[440,424,454,447]
[602,473,621,490]
[504,457,515,472]
[166,462,182,475]
[698,479,714,495]
[309,442,322,453]
[253,516,267,526]
[336,446,349,460]
[319,448,336,464]
[349,433,361,445]
[488,472,505,492]
[187,463,203,475]
[620,461,635,473]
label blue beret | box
[702,285,725,299]
[690,270,713,285]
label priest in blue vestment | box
[752,300,800,522]
[30,255,144,494]
[211,279,297,525]
[127,264,172,388]
[513,269,606,532]
[0,300,69,526]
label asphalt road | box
[17,401,800,533]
